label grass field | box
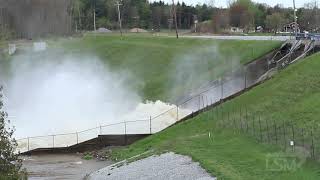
[109,53,320,179]
[54,34,281,101]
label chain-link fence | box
[16,52,273,153]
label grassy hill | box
[56,34,280,101]
[109,53,320,179]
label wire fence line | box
[204,102,320,161]
[16,55,270,153]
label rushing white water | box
[1,44,251,153]
[0,52,192,153]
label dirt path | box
[21,154,112,180]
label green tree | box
[254,3,267,27]
[0,86,21,179]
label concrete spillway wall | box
[22,134,150,155]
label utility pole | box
[115,0,123,36]
[193,15,198,33]
[293,0,298,38]
[172,0,179,39]
[93,0,96,31]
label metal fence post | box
[245,106,248,132]
[211,99,213,120]
[311,129,315,159]
[207,96,209,108]
[198,95,201,111]
[149,116,152,134]
[177,106,179,121]
[76,132,79,144]
[202,95,205,110]
[221,104,224,126]
[124,121,127,145]
[283,120,286,151]
[301,128,304,147]
[239,107,243,132]
[244,67,247,89]
[217,104,220,121]
[233,115,236,134]
[52,135,55,148]
[207,99,210,120]
[273,119,277,144]
[100,125,102,135]
[291,123,295,152]
[259,115,262,142]
[27,137,30,151]
[266,119,270,143]
[228,110,230,128]
[252,115,255,137]
[221,78,223,100]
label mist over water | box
[0,44,247,141]
[1,53,144,138]
[169,45,241,101]
[0,51,191,139]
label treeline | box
[0,0,73,39]
[74,0,320,33]
[73,0,214,31]
[213,0,320,33]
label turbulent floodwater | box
[1,53,192,139]
[0,52,192,152]
[1,41,270,153]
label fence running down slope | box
[17,40,309,153]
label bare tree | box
[172,0,179,39]
[212,10,230,33]
[299,1,320,32]
[265,13,286,34]
[0,0,73,39]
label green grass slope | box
[110,53,320,179]
[57,34,280,101]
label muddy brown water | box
[21,154,112,180]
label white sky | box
[149,0,318,8]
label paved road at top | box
[181,35,293,41]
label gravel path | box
[88,152,216,180]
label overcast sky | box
[149,0,318,8]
